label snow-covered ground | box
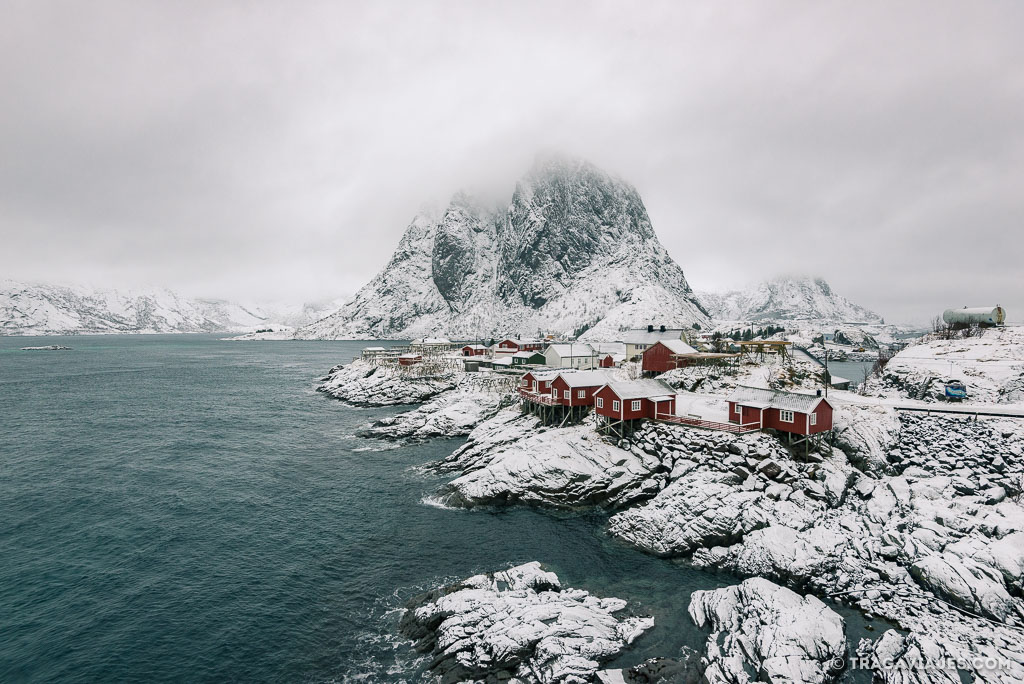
[863,326,1024,404]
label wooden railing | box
[654,413,761,434]
[518,387,559,406]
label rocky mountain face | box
[0,279,341,335]
[297,155,709,340]
[697,276,881,323]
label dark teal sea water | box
[1,335,874,682]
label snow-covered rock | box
[296,154,709,341]
[688,578,846,684]
[399,561,653,684]
[433,410,667,509]
[359,375,518,440]
[317,358,459,406]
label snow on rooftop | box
[729,385,825,413]
[604,379,676,400]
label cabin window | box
[596,397,604,408]
[780,409,794,423]
[810,413,817,426]
[577,390,585,398]
[563,390,570,399]
[551,388,557,398]
[613,400,621,412]
[631,400,642,411]
[734,404,741,415]
[522,378,528,386]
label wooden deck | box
[518,387,559,406]
[654,413,761,434]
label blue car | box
[944,381,967,401]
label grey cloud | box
[1,1,1021,322]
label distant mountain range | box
[296,154,709,340]
[0,279,343,336]
[697,276,882,323]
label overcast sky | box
[2,1,1021,323]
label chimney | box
[659,325,666,332]
[647,324,654,332]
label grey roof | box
[558,370,615,388]
[728,385,828,413]
[546,343,596,358]
[512,350,542,358]
[525,369,561,381]
[620,329,686,345]
[603,379,677,400]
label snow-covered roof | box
[655,339,698,355]
[413,337,452,345]
[398,352,422,359]
[557,370,614,388]
[491,357,513,366]
[546,343,595,358]
[603,379,676,400]
[462,344,488,350]
[512,350,542,358]
[524,369,561,381]
[620,329,686,345]
[728,385,827,413]
[589,342,626,355]
[363,346,387,351]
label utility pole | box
[824,344,829,398]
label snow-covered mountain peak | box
[698,275,881,323]
[297,157,708,340]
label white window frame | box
[612,400,621,412]
[522,378,529,386]
[551,388,558,398]
[734,404,741,415]
[596,397,604,408]
[810,413,817,426]
[779,409,795,423]
[631,400,642,412]
[563,390,570,399]
[577,389,585,398]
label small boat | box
[943,381,967,401]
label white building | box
[544,343,599,369]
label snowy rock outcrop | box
[317,359,459,406]
[359,375,518,440]
[398,562,653,684]
[296,154,709,340]
[433,410,668,509]
[688,578,846,684]
[697,276,881,324]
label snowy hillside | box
[863,325,1024,403]
[297,154,709,340]
[0,280,343,335]
[697,276,881,323]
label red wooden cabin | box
[642,339,698,374]
[726,386,833,435]
[520,369,560,395]
[461,344,488,356]
[594,379,677,421]
[398,353,422,366]
[498,338,544,353]
[549,370,614,407]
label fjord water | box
[1,334,741,683]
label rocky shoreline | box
[320,356,1024,683]
[419,404,1024,682]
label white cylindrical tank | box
[942,306,1006,326]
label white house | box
[543,343,599,369]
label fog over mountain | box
[298,155,708,340]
